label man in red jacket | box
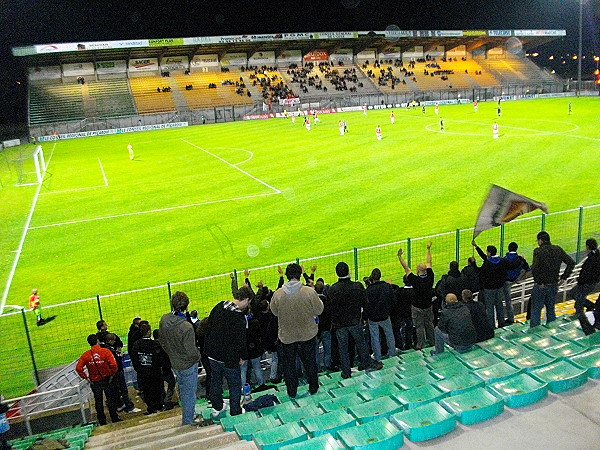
[76,334,121,425]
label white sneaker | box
[126,407,142,413]
[211,403,228,418]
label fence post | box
[21,308,40,386]
[455,229,460,262]
[353,248,359,281]
[167,281,172,311]
[96,295,103,321]
[500,224,505,257]
[296,258,300,265]
[576,206,584,263]
[541,213,546,232]
[407,238,412,268]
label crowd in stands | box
[247,66,296,101]
[75,233,600,427]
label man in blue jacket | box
[502,242,530,324]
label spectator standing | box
[152,329,177,410]
[461,289,494,343]
[433,294,477,354]
[569,238,600,315]
[326,262,383,379]
[130,323,164,415]
[390,276,415,350]
[270,263,323,397]
[461,257,480,295]
[100,332,139,414]
[530,231,575,328]
[204,286,252,417]
[127,317,142,355]
[503,242,530,324]
[314,279,333,371]
[159,292,201,426]
[397,242,435,350]
[75,335,121,425]
[365,268,396,361]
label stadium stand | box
[86,79,137,118]
[29,84,86,125]
[172,71,253,109]
[129,76,177,114]
[477,55,558,85]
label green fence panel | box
[357,240,407,284]
[170,274,235,320]
[0,311,37,398]
[299,250,355,284]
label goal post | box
[32,145,46,184]
[15,145,46,186]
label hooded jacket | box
[326,278,368,328]
[475,246,518,290]
[204,301,248,368]
[158,312,200,370]
[504,252,530,282]
[270,279,323,344]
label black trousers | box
[137,373,163,412]
[90,379,120,425]
[280,337,319,398]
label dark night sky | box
[0,0,598,125]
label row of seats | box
[8,424,94,450]
[197,312,600,448]
[172,72,253,109]
[87,79,137,118]
[29,85,85,125]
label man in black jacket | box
[433,293,477,354]
[472,240,519,329]
[365,268,396,361]
[204,286,252,417]
[326,262,383,379]
[569,238,600,315]
[461,289,494,343]
[131,323,164,415]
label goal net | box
[15,145,46,186]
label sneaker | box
[341,373,351,379]
[211,403,228,418]
[372,361,384,371]
[126,407,142,413]
[116,404,127,412]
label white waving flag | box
[473,185,548,238]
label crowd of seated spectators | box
[157,86,172,93]
[77,234,599,424]
[247,66,296,100]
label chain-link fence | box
[1,204,598,398]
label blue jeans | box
[368,317,396,361]
[336,324,373,377]
[209,359,242,416]
[241,357,265,387]
[530,284,558,328]
[173,363,198,425]
[569,284,596,314]
[434,327,473,354]
[280,337,319,398]
[503,281,516,323]
[316,331,332,370]
[483,288,505,328]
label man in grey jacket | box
[432,293,477,354]
[159,291,201,426]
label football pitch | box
[0,96,598,396]
[2,97,599,307]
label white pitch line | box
[181,139,281,194]
[0,142,56,315]
[28,192,280,230]
[41,184,108,195]
[98,157,109,186]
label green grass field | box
[0,96,598,397]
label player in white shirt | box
[376,125,382,140]
[305,116,311,131]
[492,122,499,139]
[473,100,478,112]
[127,143,134,160]
[434,103,439,115]
[339,120,345,135]
[291,112,296,124]
[390,111,395,124]
[363,103,367,115]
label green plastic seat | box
[396,364,429,378]
[429,362,470,379]
[513,334,542,347]
[507,352,557,373]
[323,372,345,384]
[389,402,456,442]
[336,416,404,449]
[398,350,426,362]
[395,384,446,409]
[348,395,404,423]
[499,329,529,342]
[529,325,560,337]
[462,353,504,370]
[396,372,438,390]
[435,373,485,396]
[574,333,600,348]
[358,382,403,402]
[439,386,504,424]
[252,422,307,450]
[455,347,489,361]
[496,344,536,360]
[569,347,600,378]
[542,341,587,359]
[279,433,344,449]
[524,336,562,351]
[487,373,549,408]
[426,355,461,371]
[530,360,588,393]
[424,350,458,364]
[477,337,512,353]
[261,401,299,417]
[274,390,296,404]
[278,404,322,424]
[319,392,363,413]
[365,373,401,387]
[339,373,371,387]
[234,414,281,441]
[294,391,331,407]
[329,384,365,398]
[220,411,258,431]
[301,409,356,438]
[473,361,522,383]
[554,328,587,341]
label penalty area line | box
[28,191,281,230]
[40,157,109,195]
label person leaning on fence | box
[159,292,201,426]
[75,334,121,425]
[530,231,575,328]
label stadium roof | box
[12,29,565,67]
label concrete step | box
[86,415,181,447]
[134,429,239,450]
[212,440,260,450]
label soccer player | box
[29,289,44,326]
[291,112,296,124]
[434,103,439,115]
[390,111,395,124]
[439,117,444,132]
[568,101,572,115]
[473,100,478,112]
[363,103,367,115]
[283,109,288,119]
[305,116,311,131]
[422,105,426,115]
[313,111,320,123]
[127,143,134,160]
[339,120,345,136]
[492,122,499,139]
[497,104,501,117]
[343,121,348,134]
[376,125,382,140]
